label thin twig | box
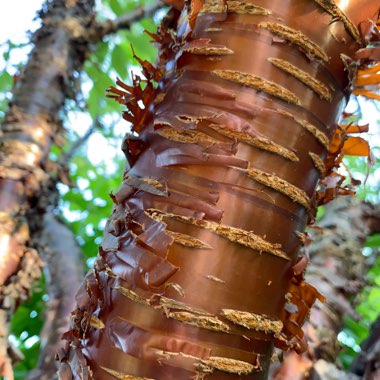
[58,120,98,167]
[91,0,165,41]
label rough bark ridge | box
[0,0,96,377]
[26,212,84,380]
[272,196,380,380]
[59,1,379,379]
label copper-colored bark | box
[60,1,379,379]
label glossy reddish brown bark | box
[60,1,379,379]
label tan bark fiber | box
[212,69,301,105]
[147,209,289,259]
[184,46,234,55]
[258,22,330,62]
[309,152,326,177]
[207,123,299,161]
[246,168,311,210]
[100,366,154,380]
[276,110,330,149]
[313,0,362,44]
[157,127,220,145]
[200,0,227,13]
[221,309,283,335]
[166,230,213,248]
[203,356,256,374]
[168,311,231,332]
[268,58,332,101]
[114,286,151,305]
[226,1,271,15]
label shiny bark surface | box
[60,1,379,379]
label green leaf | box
[109,0,123,15]
[111,44,129,78]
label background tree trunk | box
[271,196,380,380]
[59,1,379,379]
[0,1,96,376]
[25,211,85,380]
[0,0,164,378]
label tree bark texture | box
[26,212,84,380]
[0,0,168,377]
[59,1,379,379]
[271,196,380,380]
[0,0,96,377]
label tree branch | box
[91,0,165,41]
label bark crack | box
[246,168,311,210]
[212,69,301,105]
[146,209,289,260]
[259,22,330,62]
[221,309,283,335]
[207,123,299,162]
[268,58,333,101]
[313,0,362,44]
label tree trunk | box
[59,1,379,379]
[26,211,85,380]
[0,0,165,377]
[0,1,96,376]
[271,196,380,380]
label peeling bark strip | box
[200,0,227,13]
[313,0,362,44]
[207,123,299,162]
[114,286,151,306]
[160,352,257,375]
[212,69,301,105]
[309,152,326,176]
[101,366,154,380]
[166,230,212,248]
[168,311,230,332]
[116,284,213,316]
[184,44,234,55]
[147,209,289,260]
[203,356,256,374]
[246,168,311,210]
[221,309,283,335]
[268,58,333,101]
[226,1,271,15]
[157,127,219,145]
[160,296,213,315]
[277,110,330,149]
[258,22,330,63]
